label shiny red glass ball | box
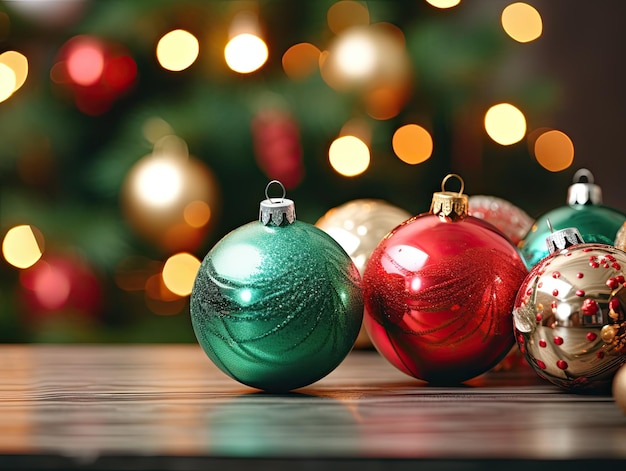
[363,213,528,383]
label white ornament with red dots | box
[513,241,626,392]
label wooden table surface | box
[1,344,625,470]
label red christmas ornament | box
[18,252,103,324]
[251,109,304,189]
[363,174,528,384]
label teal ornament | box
[190,180,363,392]
[519,169,626,269]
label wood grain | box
[1,345,625,470]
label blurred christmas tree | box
[0,0,561,342]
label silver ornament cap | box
[545,221,584,254]
[259,180,296,226]
[567,168,602,205]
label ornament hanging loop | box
[441,173,464,196]
[260,180,296,226]
[430,173,468,221]
[265,179,287,204]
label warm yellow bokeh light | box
[327,1,370,34]
[392,124,433,164]
[534,129,574,172]
[282,43,320,80]
[156,29,199,72]
[0,51,28,92]
[162,252,201,296]
[184,200,212,228]
[484,103,527,145]
[224,33,268,74]
[425,0,462,9]
[329,135,370,177]
[2,225,44,269]
[501,3,542,43]
[0,63,16,103]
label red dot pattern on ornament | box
[556,359,568,370]
[550,301,557,310]
[538,281,543,289]
[609,297,621,312]
[536,313,543,322]
[554,336,564,345]
[552,289,559,296]
[552,271,560,279]
[539,339,547,348]
[535,359,546,370]
[607,275,625,290]
[576,272,584,279]
[581,298,598,316]
[575,289,585,297]
[586,332,597,342]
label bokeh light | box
[134,158,183,208]
[501,2,543,43]
[329,135,370,177]
[66,36,105,86]
[184,200,212,228]
[392,124,433,164]
[156,29,199,72]
[0,51,28,93]
[327,1,370,34]
[533,129,574,172]
[425,0,462,9]
[484,103,527,145]
[0,63,16,102]
[2,225,44,269]
[224,33,268,74]
[282,43,320,80]
[162,253,201,296]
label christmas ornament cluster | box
[190,171,626,398]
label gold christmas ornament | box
[121,136,220,253]
[316,199,412,348]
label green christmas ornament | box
[190,180,363,392]
[519,169,626,269]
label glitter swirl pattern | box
[363,213,528,384]
[190,220,363,392]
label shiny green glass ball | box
[520,204,626,269]
[190,220,363,392]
